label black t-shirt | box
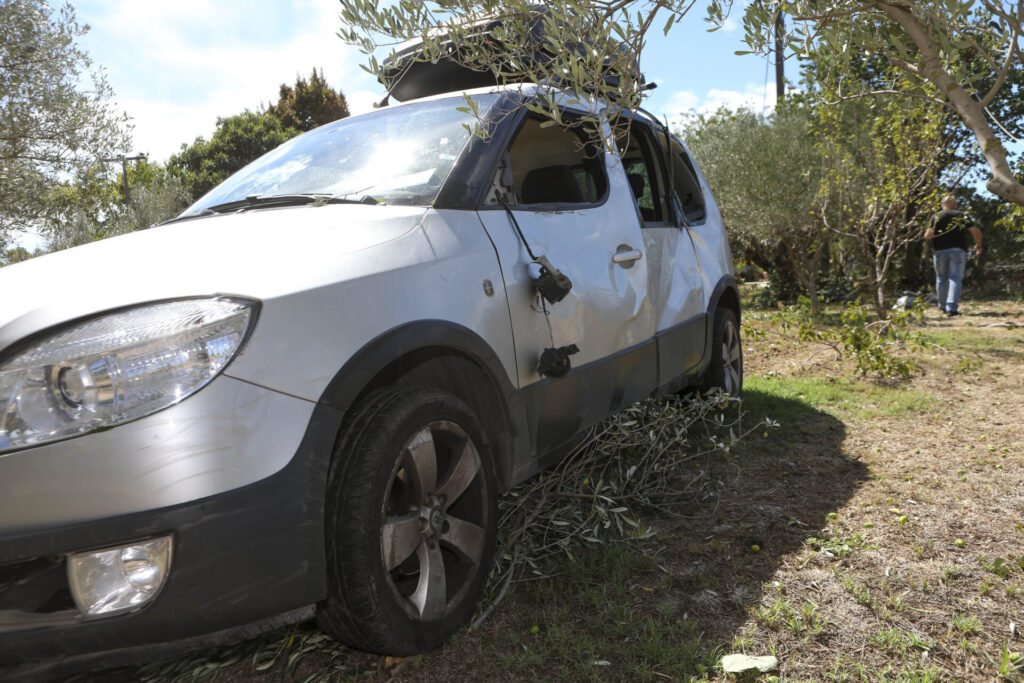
[932,210,973,251]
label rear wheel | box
[317,387,497,654]
[708,307,743,398]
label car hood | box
[0,204,429,354]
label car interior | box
[498,116,607,205]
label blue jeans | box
[933,247,967,313]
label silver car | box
[0,85,741,671]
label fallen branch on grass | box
[471,391,775,629]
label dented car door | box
[476,114,655,454]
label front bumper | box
[0,379,343,671]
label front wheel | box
[317,387,498,655]
[708,307,743,398]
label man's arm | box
[968,225,983,256]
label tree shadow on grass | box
[646,390,864,657]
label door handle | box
[612,248,643,265]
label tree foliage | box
[736,0,1024,207]
[0,0,130,248]
[264,68,350,132]
[815,90,948,317]
[683,103,829,312]
[338,0,687,142]
[44,158,190,251]
[338,0,1022,206]
[1,245,42,266]
[168,111,294,200]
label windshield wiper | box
[202,193,379,214]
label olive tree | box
[0,0,130,246]
[737,0,1024,207]
[683,103,829,312]
[337,0,691,142]
[815,92,948,318]
[44,159,191,250]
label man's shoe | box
[946,310,961,317]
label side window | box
[622,158,657,220]
[668,138,706,224]
[617,121,668,224]
[487,116,606,206]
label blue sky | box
[70,0,777,164]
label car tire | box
[708,307,743,398]
[317,387,498,655]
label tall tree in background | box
[264,68,350,131]
[815,91,948,318]
[44,158,190,250]
[0,0,130,249]
[169,71,350,199]
[168,111,294,200]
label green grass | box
[869,627,935,655]
[919,328,1020,353]
[744,375,934,421]
[481,544,720,681]
[952,613,982,636]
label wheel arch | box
[316,321,523,492]
[693,275,741,389]
[711,274,741,325]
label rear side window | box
[616,120,670,225]
[621,155,660,222]
[488,117,607,206]
[667,138,706,224]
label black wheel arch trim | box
[701,274,742,381]
[710,274,741,323]
[316,320,528,493]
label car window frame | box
[476,107,611,213]
[663,134,708,227]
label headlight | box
[0,297,256,454]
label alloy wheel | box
[380,420,488,620]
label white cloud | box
[720,15,742,32]
[82,0,383,162]
[702,83,777,112]
[658,82,778,130]
[663,90,701,117]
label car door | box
[476,112,655,453]
[617,116,707,387]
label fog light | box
[68,536,173,618]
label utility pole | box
[101,154,148,205]
[774,9,785,103]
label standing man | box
[924,195,982,316]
